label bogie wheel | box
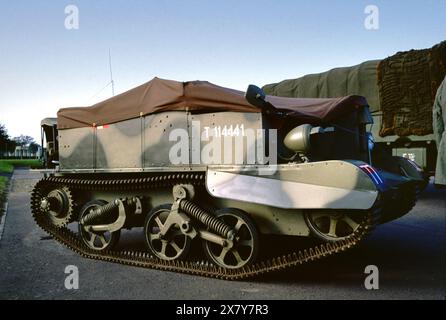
[304,210,367,242]
[78,200,121,251]
[144,204,191,261]
[203,208,259,269]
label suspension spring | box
[82,199,120,225]
[179,199,232,238]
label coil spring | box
[179,200,231,238]
[82,200,119,225]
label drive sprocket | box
[37,186,76,227]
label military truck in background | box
[40,118,58,169]
[263,41,446,190]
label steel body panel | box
[96,118,142,169]
[144,111,188,166]
[59,127,94,169]
[206,161,378,210]
[59,111,266,170]
[188,112,263,165]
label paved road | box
[0,169,445,300]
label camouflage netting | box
[378,41,446,137]
[263,41,446,137]
[263,60,381,113]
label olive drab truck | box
[263,41,446,191]
[33,77,419,279]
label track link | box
[30,173,381,280]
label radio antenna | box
[109,48,115,96]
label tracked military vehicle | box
[32,78,419,279]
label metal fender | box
[206,161,379,210]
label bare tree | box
[14,135,35,146]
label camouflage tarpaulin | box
[378,41,446,137]
[263,60,380,113]
[433,77,446,185]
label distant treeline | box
[0,123,40,159]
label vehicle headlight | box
[283,124,312,154]
[367,132,375,151]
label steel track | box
[30,173,381,280]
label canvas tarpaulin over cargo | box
[263,41,446,138]
[57,77,368,129]
[433,77,446,185]
[262,60,381,113]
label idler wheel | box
[144,204,191,261]
[78,200,120,251]
[202,208,259,269]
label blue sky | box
[0,0,445,141]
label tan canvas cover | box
[57,77,368,129]
[262,60,380,112]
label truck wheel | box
[304,210,366,242]
[78,200,121,251]
[144,204,191,261]
[202,208,259,269]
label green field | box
[0,159,42,173]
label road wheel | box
[304,211,367,242]
[144,204,191,261]
[202,208,259,269]
[304,210,366,242]
[78,200,120,251]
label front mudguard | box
[377,170,419,224]
[375,155,428,192]
[206,161,380,211]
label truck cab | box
[40,118,58,168]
